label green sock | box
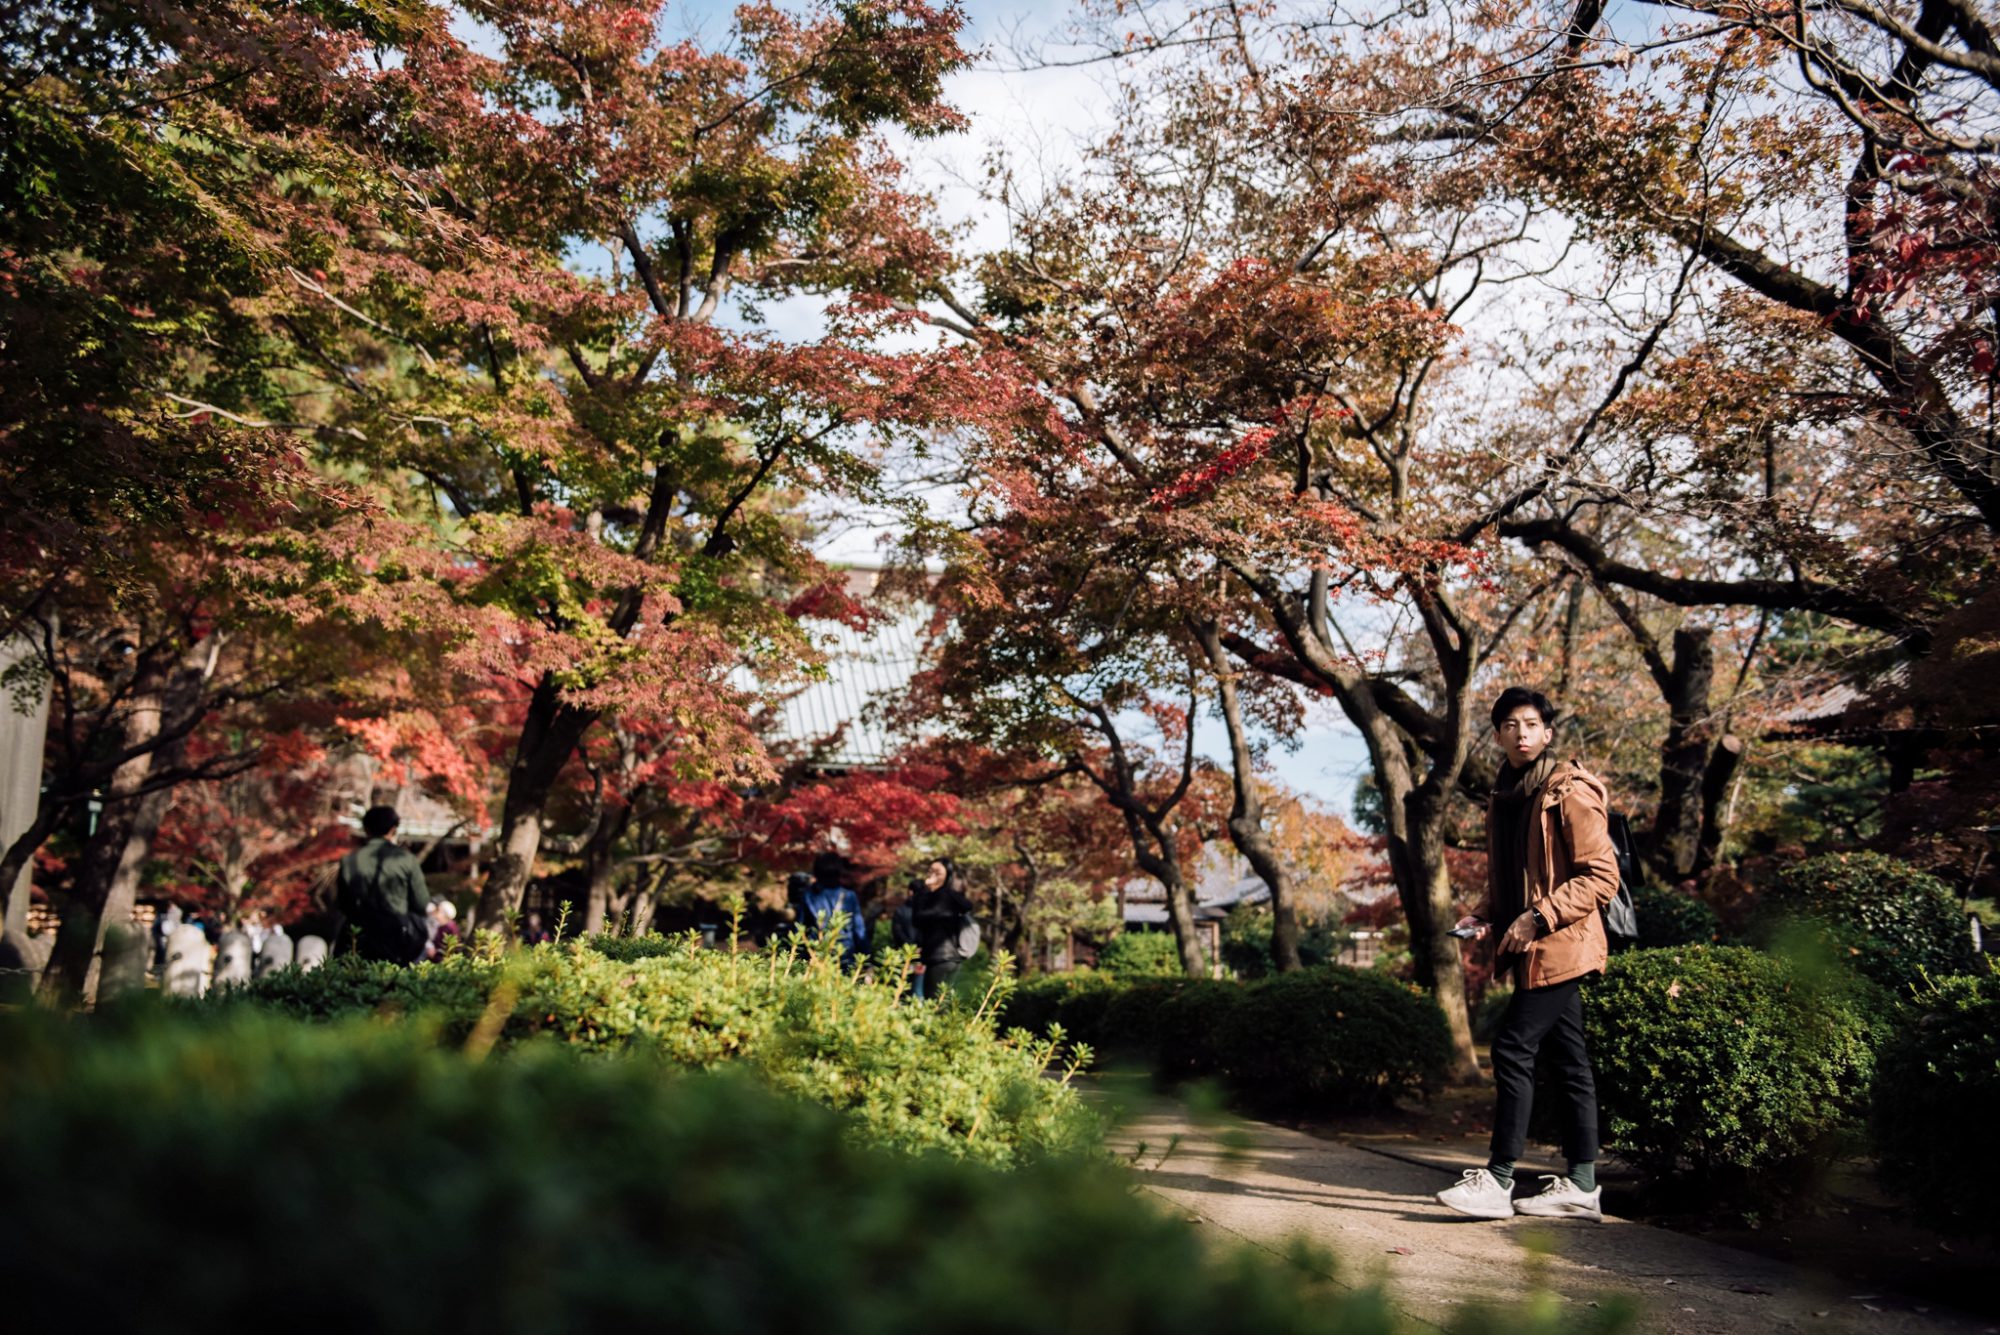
[1569,1161,1596,1192]
[1486,1160,1515,1187]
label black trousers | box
[1489,975,1600,1164]
[918,960,961,1000]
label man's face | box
[1495,704,1551,767]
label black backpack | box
[1601,811,1642,942]
[338,850,428,964]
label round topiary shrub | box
[1584,946,1876,1181]
[1095,930,1185,979]
[1871,968,2000,1234]
[1627,883,1722,948]
[1758,851,1973,995]
[1221,969,1452,1110]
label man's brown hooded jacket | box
[1476,760,1621,989]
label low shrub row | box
[0,1008,1468,1335]
[1001,966,1453,1111]
[223,935,1092,1167]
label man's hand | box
[1453,914,1489,941]
[1499,910,1539,955]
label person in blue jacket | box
[801,850,869,966]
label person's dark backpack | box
[1601,811,1642,942]
[341,850,427,964]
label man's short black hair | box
[361,805,401,838]
[811,850,851,885]
[1490,686,1558,730]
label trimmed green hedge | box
[0,1008,1436,1335]
[1872,967,2000,1233]
[1584,946,1876,1180]
[1002,968,1450,1110]
[1758,852,1973,995]
[224,936,1092,1167]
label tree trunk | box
[1650,626,1716,880]
[579,805,629,936]
[624,883,663,936]
[619,864,670,937]
[1123,806,1204,978]
[474,672,598,932]
[1375,797,1476,1072]
[81,779,176,1001]
[1693,733,1744,874]
[1194,618,1302,971]
[1,627,54,973]
[1002,839,1040,977]
[0,804,60,981]
[1220,560,1484,1080]
[1155,847,1208,978]
[1346,707,1482,1081]
[40,652,178,1005]
[582,839,614,937]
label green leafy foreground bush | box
[1002,967,1450,1110]
[1757,851,1973,996]
[0,1008,1453,1335]
[225,936,1091,1167]
[1872,966,2000,1234]
[1584,946,1876,1182]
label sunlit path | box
[1108,1094,1992,1335]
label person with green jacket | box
[336,805,432,964]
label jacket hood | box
[1540,759,1609,809]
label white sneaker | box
[1512,1174,1604,1221]
[1437,1168,1515,1219]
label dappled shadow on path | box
[1106,1099,1993,1335]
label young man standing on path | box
[335,805,433,964]
[1438,687,1621,1222]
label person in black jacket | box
[908,858,973,1000]
[888,877,924,991]
[334,805,432,964]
